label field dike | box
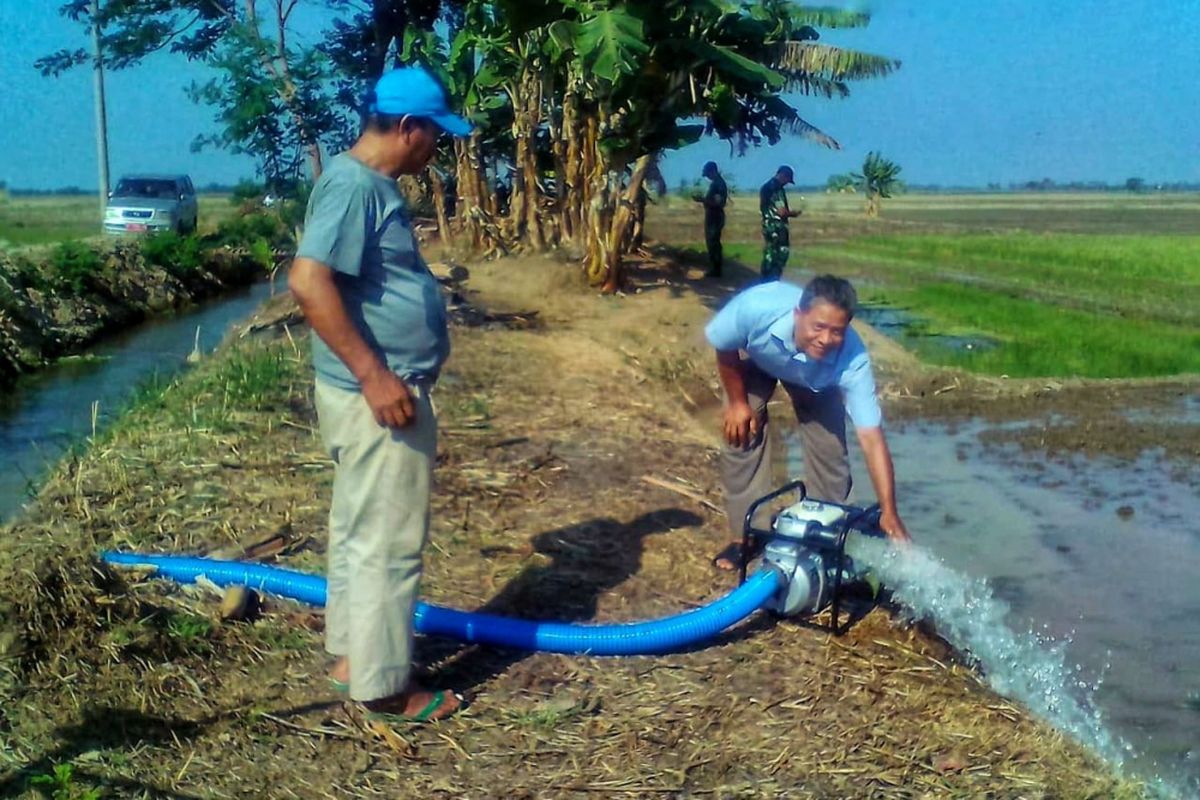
[0,237,277,387]
[0,253,1145,798]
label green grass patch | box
[698,241,811,273]
[252,625,315,651]
[104,340,307,442]
[27,762,102,800]
[870,281,1200,378]
[163,612,214,654]
[810,232,1200,326]
[0,197,100,246]
[0,195,242,248]
[140,232,207,278]
[800,230,1200,378]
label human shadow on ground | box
[621,242,773,313]
[416,507,703,695]
[0,706,207,799]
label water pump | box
[737,480,884,633]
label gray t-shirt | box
[296,152,449,390]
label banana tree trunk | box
[556,91,583,244]
[866,192,881,218]
[455,134,508,257]
[428,168,452,247]
[600,153,653,293]
[582,144,652,293]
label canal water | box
[0,279,277,524]
[784,403,1199,797]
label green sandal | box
[328,677,349,693]
[365,691,462,724]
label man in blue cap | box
[289,66,472,725]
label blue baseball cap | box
[368,67,473,137]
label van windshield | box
[114,179,179,200]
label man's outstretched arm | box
[715,350,758,449]
[855,426,912,543]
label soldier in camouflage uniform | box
[759,165,801,281]
[694,161,728,277]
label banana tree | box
[434,0,900,289]
[826,174,857,193]
[559,0,899,290]
[850,151,903,217]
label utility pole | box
[91,0,110,215]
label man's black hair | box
[799,274,858,318]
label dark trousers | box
[720,361,851,537]
[705,213,724,275]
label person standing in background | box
[759,165,801,281]
[694,161,728,277]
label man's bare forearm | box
[857,426,899,516]
[715,350,749,406]
[288,257,385,383]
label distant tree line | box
[6,177,1198,198]
[986,178,1199,193]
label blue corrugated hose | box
[102,551,781,656]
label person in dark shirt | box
[694,161,728,277]
[759,165,801,281]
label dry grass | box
[0,253,1146,798]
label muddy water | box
[783,402,1200,794]
[0,279,277,524]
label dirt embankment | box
[0,253,1148,798]
[0,240,272,386]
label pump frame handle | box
[829,503,881,635]
[739,479,806,585]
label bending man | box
[706,274,911,570]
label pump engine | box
[738,481,884,630]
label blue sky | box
[2,1,1197,192]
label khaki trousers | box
[314,379,436,702]
[720,361,851,537]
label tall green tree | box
[38,0,454,181]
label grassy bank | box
[807,232,1200,378]
[0,213,294,386]
[0,256,1144,798]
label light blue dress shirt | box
[705,282,883,429]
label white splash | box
[847,538,1134,775]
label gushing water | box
[845,537,1186,797]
